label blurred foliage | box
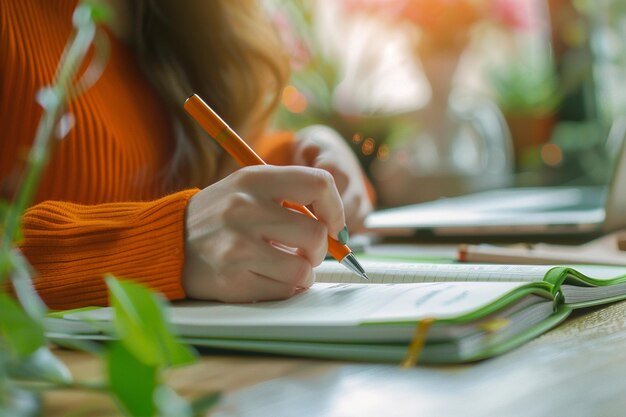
[0,295,46,358]
[489,59,562,117]
[574,0,626,125]
[574,0,626,23]
[0,2,219,416]
[266,0,419,175]
[486,0,626,182]
[106,278,218,417]
[267,0,337,127]
[268,0,626,187]
[107,277,196,369]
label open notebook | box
[46,260,626,364]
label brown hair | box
[131,0,289,189]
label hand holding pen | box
[181,94,367,303]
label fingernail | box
[338,225,349,245]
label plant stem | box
[1,5,99,280]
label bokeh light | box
[281,85,308,113]
[540,143,563,166]
[361,137,375,156]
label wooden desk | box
[44,299,626,416]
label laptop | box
[365,117,626,241]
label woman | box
[0,0,373,309]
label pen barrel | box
[184,95,265,166]
[282,201,351,261]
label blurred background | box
[264,0,626,208]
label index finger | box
[240,165,346,239]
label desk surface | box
[44,299,626,417]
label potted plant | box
[489,58,562,171]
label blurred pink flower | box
[492,0,535,30]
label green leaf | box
[191,392,221,417]
[0,384,42,417]
[83,1,112,24]
[9,250,47,320]
[0,249,11,283]
[107,341,157,417]
[153,385,192,417]
[7,347,72,384]
[0,294,45,357]
[72,1,111,27]
[106,277,196,368]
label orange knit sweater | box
[0,0,298,309]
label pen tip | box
[340,254,368,281]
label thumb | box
[293,141,321,166]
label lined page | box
[316,261,552,284]
[76,281,531,326]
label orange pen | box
[184,94,368,280]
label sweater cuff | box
[20,189,199,310]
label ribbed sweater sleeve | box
[20,189,199,310]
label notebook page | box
[316,261,552,284]
[73,281,532,326]
[167,281,532,324]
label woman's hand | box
[183,165,345,303]
[294,125,373,233]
